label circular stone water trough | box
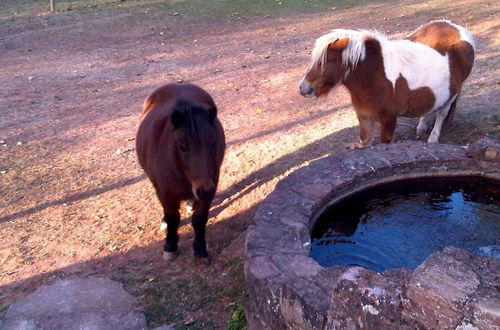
[244,137,500,330]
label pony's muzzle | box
[194,185,216,202]
[299,81,314,97]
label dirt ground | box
[0,0,498,328]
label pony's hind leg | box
[428,95,457,143]
[162,202,181,261]
[416,112,436,139]
[191,201,211,263]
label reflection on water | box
[311,176,500,272]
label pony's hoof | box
[427,134,439,143]
[162,251,178,262]
[346,142,364,150]
[416,130,427,140]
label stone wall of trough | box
[244,137,500,329]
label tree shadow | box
[0,125,358,306]
[227,104,350,147]
[0,174,146,224]
[0,0,373,156]
[0,101,347,225]
[1,0,496,174]
[210,122,359,222]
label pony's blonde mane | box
[310,29,385,73]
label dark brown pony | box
[136,83,225,262]
[299,20,475,148]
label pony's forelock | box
[172,99,214,142]
[310,29,384,74]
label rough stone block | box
[244,264,287,330]
[280,279,328,329]
[246,255,281,280]
[272,255,323,277]
[1,310,147,330]
[466,136,500,162]
[470,296,500,329]
[1,277,146,330]
[326,267,411,329]
[404,247,480,329]
[294,182,333,204]
[245,224,308,258]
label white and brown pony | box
[299,20,475,148]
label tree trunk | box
[50,0,55,12]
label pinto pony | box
[299,20,475,148]
[136,83,225,262]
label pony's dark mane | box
[172,99,215,142]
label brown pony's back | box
[141,83,217,117]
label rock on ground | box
[0,277,146,330]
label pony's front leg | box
[347,114,374,149]
[416,112,436,139]
[191,201,210,262]
[380,116,397,144]
[428,96,456,143]
[162,202,181,261]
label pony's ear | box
[207,106,217,123]
[329,37,350,50]
[171,110,184,129]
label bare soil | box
[0,0,498,328]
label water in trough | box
[311,176,500,272]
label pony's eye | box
[177,144,188,153]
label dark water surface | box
[311,176,500,272]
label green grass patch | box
[141,0,376,19]
[0,304,9,320]
[1,0,384,21]
[142,275,224,328]
[227,301,247,330]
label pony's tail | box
[444,92,460,127]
